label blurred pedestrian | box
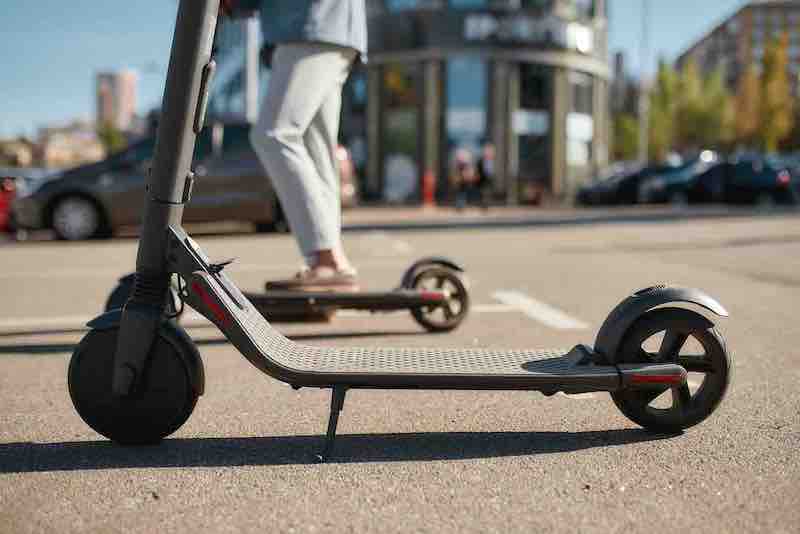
[476,141,496,210]
[222,0,366,291]
[450,147,477,211]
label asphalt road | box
[1,211,798,533]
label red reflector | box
[420,291,445,301]
[630,374,684,385]
[777,170,791,186]
[191,280,231,326]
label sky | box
[0,0,751,139]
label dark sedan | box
[690,157,798,206]
[12,122,358,240]
[576,162,685,206]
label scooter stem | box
[112,0,220,396]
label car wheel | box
[669,192,689,207]
[51,196,105,240]
[755,192,775,209]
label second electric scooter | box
[67,0,732,461]
[105,257,470,332]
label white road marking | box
[491,290,589,330]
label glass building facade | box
[209,0,610,205]
[355,0,610,204]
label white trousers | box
[250,43,356,263]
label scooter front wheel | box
[68,324,201,445]
[611,307,732,432]
[410,267,470,332]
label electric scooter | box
[105,257,470,332]
[67,0,732,462]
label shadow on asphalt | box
[0,331,426,355]
[0,429,676,472]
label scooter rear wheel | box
[68,326,200,445]
[410,267,470,332]
[611,307,731,432]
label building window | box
[445,57,488,159]
[515,64,552,195]
[570,71,593,115]
[449,0,488,7]
[382,63,421,202]
[385,0,444,10]
[567,71,593,169]
[342,69,368,191]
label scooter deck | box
[188,271,621,393]
[244,289,445,312]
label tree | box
[760,32,794,153]
[700,67,735,150]
[97,121,127,155]
[734,63,761,149]
[648,61,678,162]
[611,113,639,161]
[673,59,708,152]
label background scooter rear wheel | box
[410,267,470,332]
[611,307,731,433]
[68,325,201,445]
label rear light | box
[777,170,791,186]
[1,178,15,194]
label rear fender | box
[594,285,728,363]
[400,257,465,289]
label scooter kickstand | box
[317,385,348,463]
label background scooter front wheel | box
[409,267,470,332]
[611,307,732,432]
[68,325,201,445]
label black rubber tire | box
[410,267,470,333]
[68,326,200,445]
[611,307,732,433]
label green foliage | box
[735,63,761,148]
[648,61,679,162]
[611,113,639,161]
[673,60,707,151]
[97,122,127,155]
[760,33,794,153]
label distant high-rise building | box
[676,0,800,94]
[96,70,138,131]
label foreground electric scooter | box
[67,0,732,461]
[105,257,470,332]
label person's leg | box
[250,44,356,266]
[302,81,356,273]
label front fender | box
[85,309,204,396]
[594,285,728,363]
[400,257,465,288]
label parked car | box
[637,151,719,205]
[576,161,685,206]
[12,122,358,240]
[690,156,798,206]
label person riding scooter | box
[222,0,366,292]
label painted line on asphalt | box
[491,290,589,330]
